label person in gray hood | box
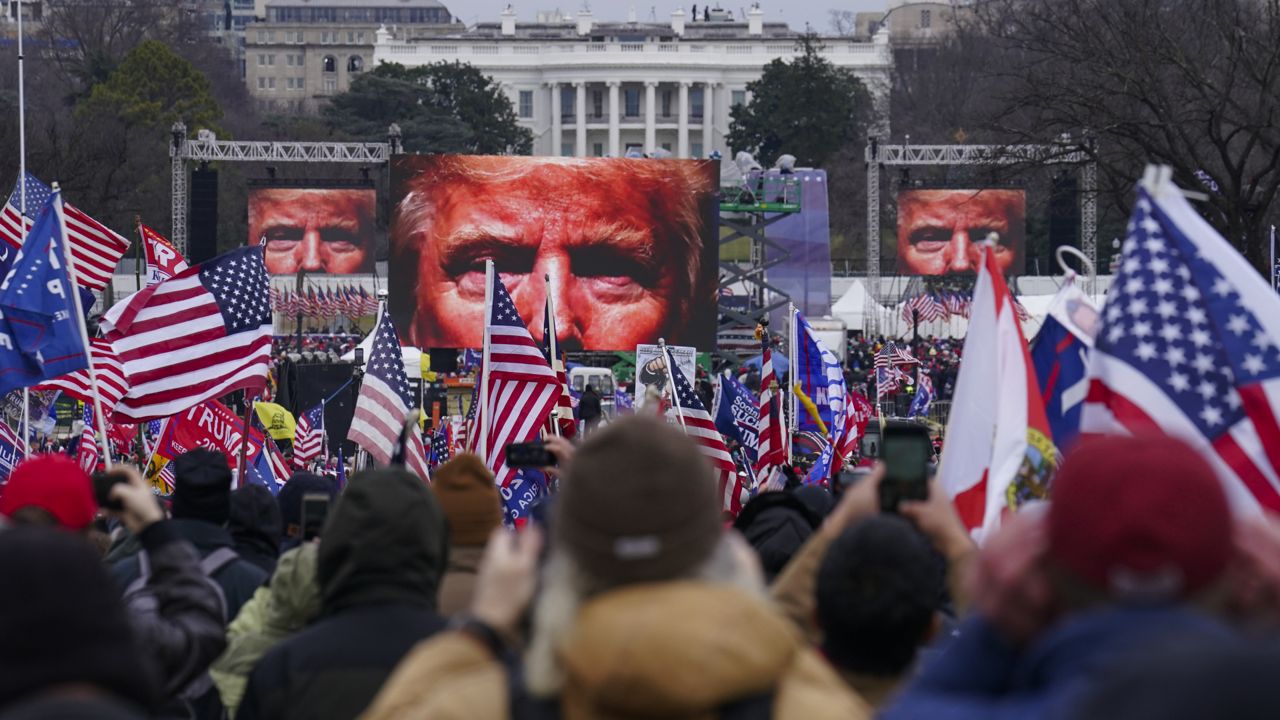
[235,468,450,720]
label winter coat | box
[0,697,147,720]
[880,606,1235,720]
[437,545,483,617]
[112,519,269,623]
[360,581,872,720]
[210,543,320,718]
[236,469,449,720]
[733,492,823,582]
[122,521,230,706]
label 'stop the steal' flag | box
[0,192,89,397]
[713,370,761,468]
[100,246,273,422]
[1083,169,1280,515]
[939,243,1057,543]
[1030,278,1098,451]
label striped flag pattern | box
[140,223,189,286]
[479,272,560,487]
[76,404,98,472]
[36,338,128,415]
[347,311,431,481]
[0,174,128,291]
[754,331,786,482]
[293,404,325,469]
[99,246,273,422]
[666,347,742,513]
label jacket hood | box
[318,468,449,615]
[557,582,802,717]
[229,485,282,560]
[265,542,321,634]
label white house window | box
[518,90,533,118]
[323,55,336,73]
[921,9,931,28]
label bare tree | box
[828,10,857,36]
[968,0,1280,267]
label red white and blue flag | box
[666,346,742,513]
[100,246,273,422]
[347,311,431,481]
[478,271,560,487]
[37,338,128,417]
[1083,175,1280,514]
[76,404,99,472]
[292,404,325,469]
[140,224,189,287]
[0,173,129,291]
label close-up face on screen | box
[897,189,1027,276]
[387,155,720,351]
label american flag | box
[541,294,577,439]
[293,404,325,469]
[665,347,742,513]
[875,341,920,369]
[461,378,480,454]
[0,174,129,291]
[943,290,971,318]
[346,310,431,481]
[1083,184,1280,513]
[36,338,128,416]
[478,270,560,487]
[755,331,786,474]
[264,438,292,486]
[99,246,273,422]
[76,404,99,472]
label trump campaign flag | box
[1083,169,1280,514]
[140,224,189,286]
[939,245,1057,542]
[792,309,847,439]
[100,246,273,422]
[713,370,760,467]
[0,420,19,482]
[1031,279,1099,451]
[0,192,89,396]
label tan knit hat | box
[556,415,722,588]
[432,454,502,546]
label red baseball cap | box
[1048,434,1231,602]
[0,455,98,531]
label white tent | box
[831,279,894,331]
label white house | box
[372,4,893,158]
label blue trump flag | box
[0,193,88,396]
[244,440,280,496]
[713,371,760,466]
[1030,281,1098,451]
[793,309,847,439]
[503,467,548,526]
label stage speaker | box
[189,168,219,264]
[1049,174,1080,259]
[427,348,459,373]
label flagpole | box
[16,0,29,458]
[545,272,561,438]
[787,303,797,460]
[238,397,255,485]
[478,260,494,463]
[134,216,144,292]
[1271,225,1277,292]
[320,398,328,467]
[52,189,112,470]
[658,338,687,431]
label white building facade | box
[373,6,893,158]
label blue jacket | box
[881,605,1232,720]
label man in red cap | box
[881,433,1254,720]
[0,455,98,531]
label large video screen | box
[897,189,1026,275]
[388,155,720,352]
[247,187,377,275]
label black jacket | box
[112,519,268,623]
[228,485,283,577]
[236,468,450,720]
[733,491,824,582]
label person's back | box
[227,485,282,576]
[0,527,157,720]
[112,450,268,622]
[237,468,450,720]
[361,416,869,720]
[882,435,1240,720]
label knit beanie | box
[556,415,722,588]
[170,449,233,526]
[0,526,156,710]
[1049,433,1231,602]
[0,455,97,530]
[432,453,502,546]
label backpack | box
[124,547,240,717]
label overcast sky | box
[452,0,891,35]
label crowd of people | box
[1,416,1279,719]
